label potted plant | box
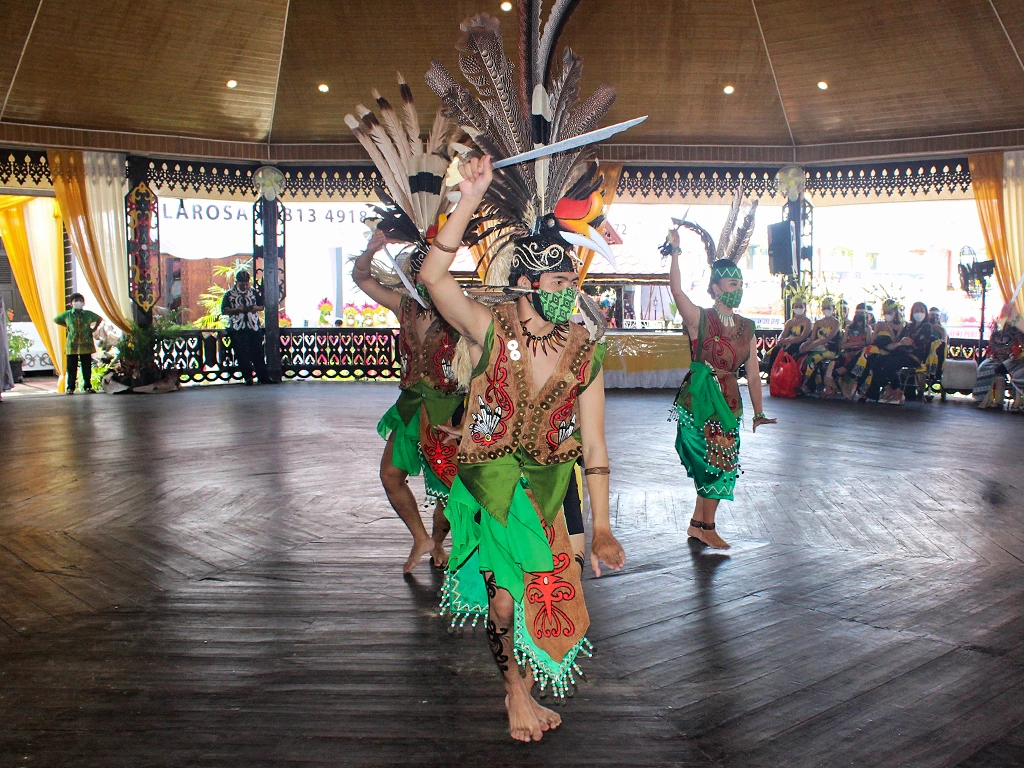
[6,318,32,383]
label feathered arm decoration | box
[671,217,717,266]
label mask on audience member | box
[885,312,896,322]
[72,301,84,310]
[913,312,926,322]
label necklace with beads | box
[520,319,568,355]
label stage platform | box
[1,384,1022,767]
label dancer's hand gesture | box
[590,530,626,578]
[457,155,493,203]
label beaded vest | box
[458,304,597,467]
[398,297,460,394]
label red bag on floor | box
[769,351,801,398]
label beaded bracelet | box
[754,412,768,420]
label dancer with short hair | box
[347,76,469,573]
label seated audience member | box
[848,299,904,401]
[871,301,938,404]
[926,306,948,383]
[974,314,1024,410]
[798,297,842,396]
[838,299,851,332]
[837,303,873,398]
[767,297,812,373]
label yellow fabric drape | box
[49,150,132,332]
[1000,151,1024,318]
[578,162,623,285]
[0,197,66,389]
[969,154,1014,312]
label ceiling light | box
[318,83,330,93]
[226,80,238,89]
[817,81,828,90]
[500,1,513,10]
[723,85,735,95]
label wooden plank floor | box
[1,384,1022,767]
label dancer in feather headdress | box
[348,75,469,573]
[660,191,776,550]
[418,5,628,743]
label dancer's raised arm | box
[419,156,494,348]
[351,229,403,314]
[665,229,703,333]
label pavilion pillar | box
[261,195,282,382]
[125,156,158,327]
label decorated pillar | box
[125,157,159,327]
[253,166,286,382]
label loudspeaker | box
[768,221,795,275]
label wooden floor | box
[1,384,1023,768]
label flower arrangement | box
[278,310,292,327]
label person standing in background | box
[220,270,268,385]
[0,296,14,401]
[54,293,102,394]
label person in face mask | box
[798,297,842,396]
[53,293,102,394]
[419,155,626,738]
[848,299,902,401]
[836,303,874,398]
[662,209,776,551]
[766,295,811,374]
[874,301,939,404]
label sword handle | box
[444,156,465,187]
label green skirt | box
[675,405,741,501]
[440,477,592,698]
[376,403,450,505]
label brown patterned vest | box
[693,307,755,415]
[398,297,460,394]
[458,304,597,467]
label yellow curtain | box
[49,150,132,332]
[970,153,1012,303]
[0,197,66,389]
[1001,151,1024,318]
[578,162,623,285]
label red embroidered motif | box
[470,335,514,446]
[545,360,588,451]
[525,522,576,639]
[433,327,456,388]
[703,312,738,372]
[421,426,458,486]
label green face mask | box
[718,288,743,309]
[535,286,577,324]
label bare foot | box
[430,543,449,569]
[530,698,562,731]
[687,524,704,541]
[505,692,543,742]
[403,537,435,574]
[698,528,731,550]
